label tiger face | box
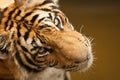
[0,0,93,72]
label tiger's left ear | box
[14,0,45,10]
[52,0,59,4]
[14,0,59,10]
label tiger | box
[0,0,93,80]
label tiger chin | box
[0,0,93,80]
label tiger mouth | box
[54,54,93,71]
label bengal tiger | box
[0,0,93,80]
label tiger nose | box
[74,53,90,64]
[72,36,92,63]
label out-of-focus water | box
[0,0,120,80]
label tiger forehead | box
[2,2,67,31]
[24,10,67,27]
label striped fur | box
[0,0,93,80]
[1,0,68,72]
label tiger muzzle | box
[44,28,93,71]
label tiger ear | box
[14,0,59,10]
[52,0,59,4]
[14,0,45,10]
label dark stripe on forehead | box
[8,8,17,19]
[39,0,53,6]
[17,24,21,37]
[4,20,9,30]
[30,14,39,23]
[50,5,59,9]
[4,8,17,30]
[8,21,14,30]
[40,8,52,12]
[14,9,22,19]
[20,11,33,21]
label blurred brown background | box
[0,0,120,80]
[60,0,120,80]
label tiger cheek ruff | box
[0,0,93,80]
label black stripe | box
[21,45,29,52]
[8,21,13,30]
[4,20,9,30]
[59,15,65,25]
[24,29,31,41]
[54,14,64,30]
[23,23,29,29]
[44,47,53,53]
[56,18,63,30]
[36,34,46,44]
[11,31,15,39]
[0,7,8,24]
[39,0,53,6]
[30,14,39,23]
[17,24,21,37]
[20,11,33,21]
[4,8,17,30]
[14,10,21,19]
[38,17,45,23]
[15,51,32,72]
[15,51,43,72]
[0,11,2,23]
[40,8,51,12]
[3,7,8,13]
[34,8,52,12]
[23,51,39,67]
[37,24,51,30]
[50,5,59,9]
[8,8,17,20]
[31,46,40,51]
[17,40,20,45]
[47,13,52,20]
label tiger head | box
[0,0,93,72]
